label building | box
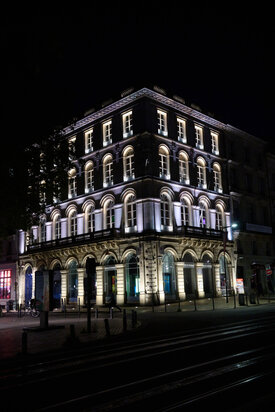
[226,127,275,295]
[18,87,241,307]
[0,234,18,310]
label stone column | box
[195,262,205,298]
[213,263,222,296]
[116,263,125,305]
[138,252,146,306]
[77,268,85,306]
[96,266,104,306]
[32,266,37,299]
[60,269,68,303]
[175,262,185,300]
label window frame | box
[195,124,204,149]
[103,120,112,147]
[157,109,168,136]
[177,117,187,143]
[85,128,93,154]
[122,110,133,138]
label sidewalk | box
[0,297,274,360]
[0,310,132,360]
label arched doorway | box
[202,254,213,297]
[125,254,140,303]
[25,266,32,304]
[68,260,78,303]
[104,256,117,303]
[85,257,97,304]
[183,253,196,298]
[53,263,61,308]
[162,252,176,299]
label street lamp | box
[222,223,238,303]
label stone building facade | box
[18,87,237,307]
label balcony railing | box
[25,225,224,254]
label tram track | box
[1,316,275,388]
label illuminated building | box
[0,235,18,310]
[18,87,240,306]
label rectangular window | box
[86,168,94,191]
[0,270,11,299]
[123,111,133,138]
[195,125,203,149]
[157,109,168,136]
[211,131,219,154]
[177,118,186,142]
[103,120,112,146]
[85,128,93,153]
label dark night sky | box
[1,4,275,159]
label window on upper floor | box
[177,117,186,143]
[103,120,112,146]
[53,214,61,240]
[195,125,204,149]
[213,162,222,193]
[160,193,172,229]
[197,157,207,189]
[69,210,77,236]
[68,168,77,198]
[211,131,219,155]
[85,161,94,193]
[179,151,190,184]
[40,216,46,242]
[157,109,168,136]
[86,205,95,233]
[181,198,191,226]
[124,193,137,231]
[122,111,133,138]
[103,154,113,188]
[85,128,93,153]
[104,199,115,229]
[159,145,170,179]
[123,146,135,181]
[198,201,208,228]
[215,204,224,230]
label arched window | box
[85,161,94,193]
[40,217,46,243]
[159,145,170,179]
[215,204,224,230]
[181,198,190,226]
[123,146,135,181]
[53,214,61,239]
[162,252,176,296]
[179,151,189,184]
[68,260,78,303]
[213,162,222,192]
[104,199,115,229]
[125,194,137,231]
[69,210,77,236]
[125,254,140,302]
[87,205,95,233]
[160,193,172,229]
[68,168,77,198]
[197,157,207,188]
[199,201,208,228]
[103,154,113,187]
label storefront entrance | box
[104,256,117,303]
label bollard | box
[123,309,127,332]
[194,296,197,311]
[95,308,98,318]
[104,318,110,337]
[110,308,113,319]
[22,331,28,355]
[131,310,136,328]
[212,294,215,311]
[233,290,236,309]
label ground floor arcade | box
[18,236,235,307]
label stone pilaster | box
[115,264,125,305]
[77,268,85,305]
[96,266,104,306]
[175,262,185,300]
[60,269,68,302]
[195,262,205,298]
[213,263,222,296]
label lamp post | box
[222,223,238,303]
